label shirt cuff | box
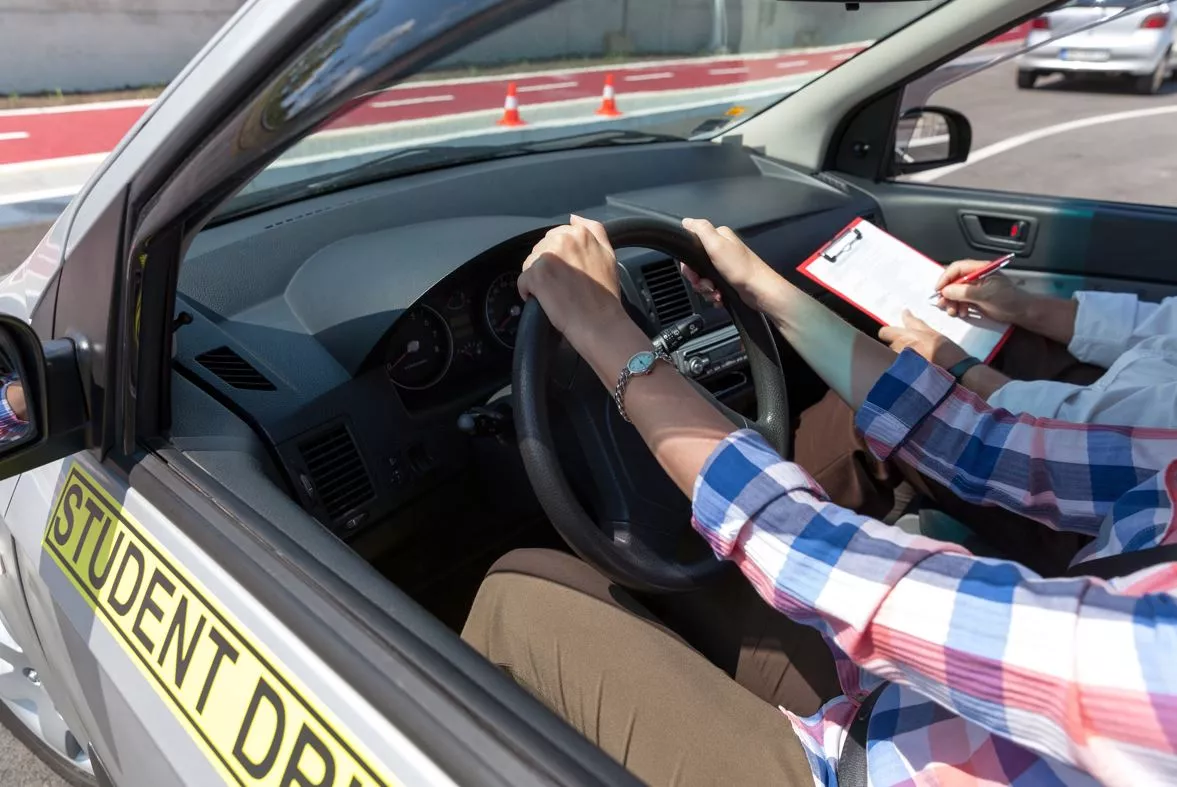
[692,429,827,543]
[987,378,1082,419]
[1068,290,1137,368]
[854,349,955,462]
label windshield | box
[221,0,948,217]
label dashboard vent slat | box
[298,424,375,523]
[195,346,276,391]
[641,259,693,327]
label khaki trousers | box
[462,549,835,786]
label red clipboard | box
[798,217,1012,363]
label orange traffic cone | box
[595,73,623,117]
[496,82,526,126]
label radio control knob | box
[687,357,709,376]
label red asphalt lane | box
[0,26,1028,167]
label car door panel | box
[859,179,1177,292]
[8,455,454,787]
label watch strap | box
[946,355,983,382]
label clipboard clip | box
[822,227,862,262]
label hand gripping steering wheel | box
[512,217,790,593]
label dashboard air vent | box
[641,259,693,327]
[298,424,375,522]
[195,346,276,391]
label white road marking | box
[775,59,810,69]
[709,67,749,76]
[832,52,856,61]
[624,72,675,82]
[0,132,29,142]
[911,102,1177,182]
[371,94,454,108]
[0,184,83,206]
[516,80,579,93]
[0,98,155,118]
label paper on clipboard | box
[799,218,1012,363]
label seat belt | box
[836,544,1177,786]
[836,682,887,787]
[1064,544,1177,580]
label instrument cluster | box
[382,267,525,400]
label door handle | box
[958,212,1037,253]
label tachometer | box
[385,306,453,390]
[484,272,524,349]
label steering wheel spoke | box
[513,217,791,593]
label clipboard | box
[798,218,1012,363]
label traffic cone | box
[595,73,623,117]
[496,82,526,126]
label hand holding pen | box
[931,254,1033,323]
[929,253,1014,301]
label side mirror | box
[0,315,88,481]
[892,106,972,176]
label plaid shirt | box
[0,378,26,443]
[692,350,1177,787]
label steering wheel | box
[512,217,790,593]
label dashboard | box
[172,139,880,539]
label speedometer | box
[484,272,524,349]
[384,306,453,390]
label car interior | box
[162,0,1177,637]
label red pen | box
[930,253,1014,300]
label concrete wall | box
[0,0,941,94]
[437,0,941,68]
[0,0,245,94]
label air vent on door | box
[641,259,693,327]
[297,423,375,523]
[195,346,276,391]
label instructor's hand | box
[935,260,1033,323]
[519,215,629,347]
[879,310,971,370]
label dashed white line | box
[832,52,856,62]
[0,132,29,142]
[708,67,750,76]
[624,71,675,82]
[516,80,579,93]
[775,59,810,69]
[371,94,455,109]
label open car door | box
[0,0,639,784]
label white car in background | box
[1017,0,1177,93]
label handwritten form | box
[799,219,1011,362]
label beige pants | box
[462,549,829,787]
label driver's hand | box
[680,218,781,311]
[519,215,628,345]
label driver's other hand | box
[519,215,627,343]
[680,218,779,310]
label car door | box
[0,0,638,785]
[825,18,1177,310]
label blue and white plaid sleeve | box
[856,349,1177,536]
[0,377,28,443]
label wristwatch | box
[613,349,673,423]
[946,355,983,382]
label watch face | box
[627,351,656,374]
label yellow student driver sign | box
[43,464,398,787]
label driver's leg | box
[462,549,815,787]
